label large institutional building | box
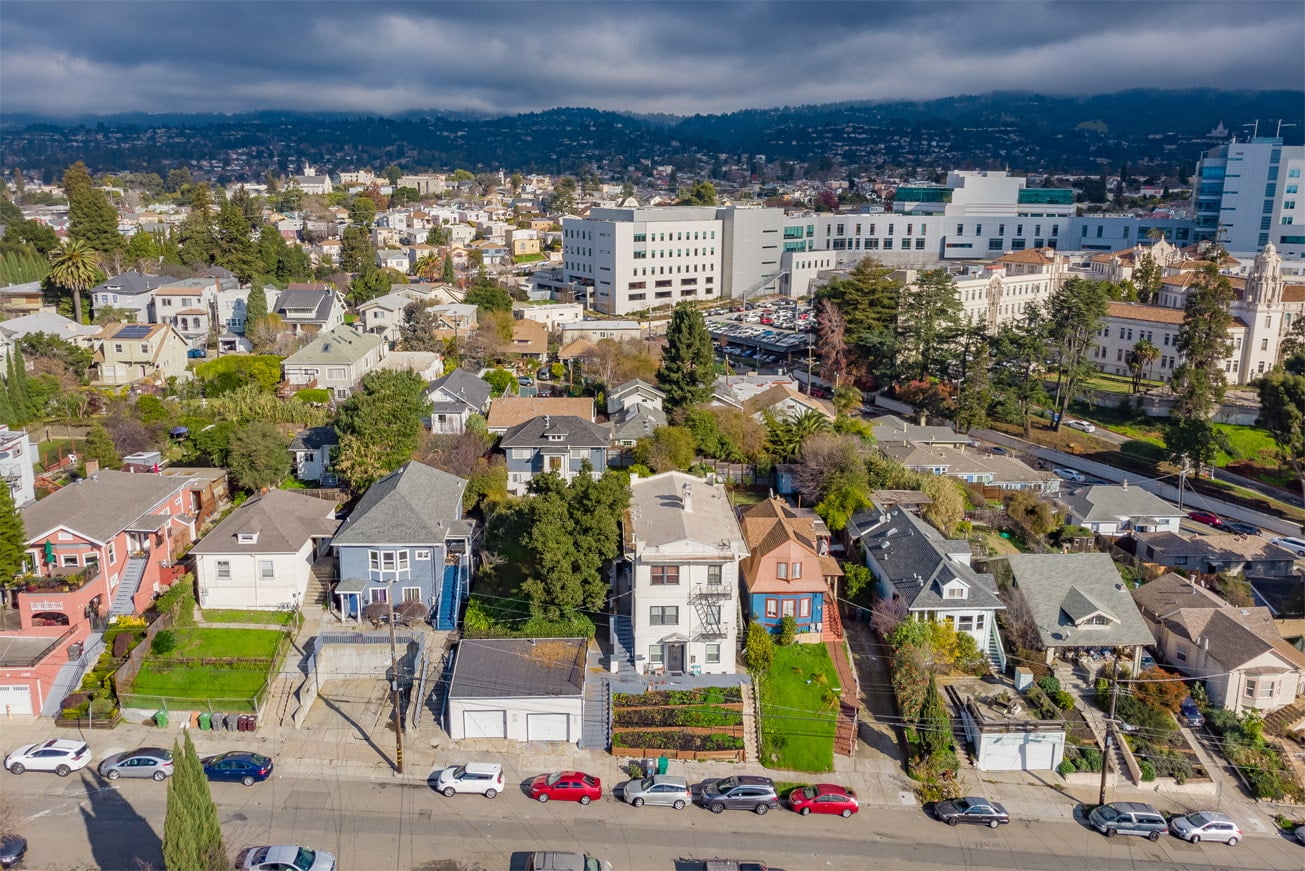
[1191,137,1304,257]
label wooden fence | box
[611,746,746,763]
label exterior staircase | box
[304,557,334,610]
[579,674,611,751]
[40,631,104,716]
[740,683,760,763]
[1264,699,1305,738]
[611,615,635,671]
[986,626,1008,674]
[434,564,461,630]
[109,557,148,618]
[825,638,859,757]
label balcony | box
[692,583,732,600]
[16,565,107,630]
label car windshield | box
[1095,805,1119,821]
[546,772,562,786]
[954,798,972,811]
[249,754,270,766]
[637,777,654,791]
[450,766,466,778]
[800,787,817,799]
[1186,812,1212,827]
[584,859,601,871]
[292,848,317,871]
[715,777,737,790]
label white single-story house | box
[190,490,338,610]
[444,637,587,743]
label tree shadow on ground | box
[77,771,163,870]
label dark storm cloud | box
[1,1,1299,117]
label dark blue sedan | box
[201,751,273,786]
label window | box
[705,643,721,664]
[258,560,274,579]
[798,598,811,618]
[765,599,779,618]
[781,599,796,617]
[414,550,431,561]
[945,585,966,599]
[650,565,680,585]
[60,554,80,567]
[107,541,116,564]
[1175,644,1188,662]
[648,645,663,664]
[957,615,974,631]
[705,604,722,624]
[402,587,421,603]
[776,562,788,579]
[707,565,722,586]
[216,560,231,580]
[649,606,678,625]
[791,562,802,579]
[1244,679,1256,699]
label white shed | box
[445,637,587,744]
[952,685,1067,772]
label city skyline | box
[0,0,1300,118]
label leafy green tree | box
[483,367,516,397]
[951,344,991,434]
[465,282,513,312]
[656,302,715,412]
[195,355,283,394]
[816,257,901,340]
[744,621,774,671]
[214,197,259,283]
[384,165,403,186]
[165,168,193,193]
[678,181,717,206]
[1255,371,1305,510]
[991,305,1051,438]
[442,252,456,284]
[348,196,377,227]
[1133,252,1163,304]
[1045,277,1110,430]
[631,425,696,472]
[226,422,291,491]
[348,267,393,304]
[63,162,124,255]
[549,176,577,215]
[397,301,442,352]
[333,370,432,492]
[190,420,236,466]
[897,269,963,382]
[163,731,226,871]
[1165,265,1234,471]
[0,483,26,581]
[47,239,103,325]
[764,408,832,461]
[339,225,374,273]
[83,422,121,470]
[177,183,217,267]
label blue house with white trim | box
[331,462,474,629]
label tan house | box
[92,323,191,385]
[510,318,549,359]
[486,396,595,434]
[1132,573,1305,714]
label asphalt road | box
[6,769,1301,871]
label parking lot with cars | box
[707,302,815,368]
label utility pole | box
[1098,656,1119,806]
[386,579,405,774]
[805,339,814,396]
[1176,459,1191,512]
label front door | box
[665,643,685,674]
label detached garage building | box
[445,637,587,744]
[947,681,1066,772]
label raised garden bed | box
[613,686,742,707]
[613,704,744,729]
[612,730,744,753]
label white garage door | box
[463,709,506,739]
[0,684,33,716]
[1023,738,1058,770]
[527,713,569,742]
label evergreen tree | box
[177,183,217,267]
[918,674,953,758]
[5,351,31,425]
[243,285,269,337]
[0,482,25,582]
[83,422,121,469]
[1045,277,1110,430]
[1165,264,1235,471]
[951,346,992,434]
[0,372,13,428]
[163,731,226,871]
[214,197,259,284]
[442,252,456,284]
[63,162,124,254]
[656,301,715,412]
[397,301,441,352]
[896,268,963,382]
[340,225,373,274]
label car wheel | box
[537,793,549,803]
[710,802,724,814]
[1189,835,1199,844]
[799,806,811,816]
[106,769,121,780]
[1105,827,1117,838]
[948,817,959,827]
[153,771,167,782]
[1226,837,1238,846]
[55,765,71,777]
[579,795,591,805]
[988,820,999,829]
[672,800,685,810]
[1148,831,1161,842]
[841,809,853,818]
[241,776,255,787]
[484,788,497,799]
[7,763,22,775]
[443,787,456,797]
[631,797,645,807]
[754,804,769,816]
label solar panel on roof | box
[116,325,153,339]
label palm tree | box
[1127,339,1161,393]
[412,253,440,281]
[48,239,101,324]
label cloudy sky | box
[1,1,1299,118]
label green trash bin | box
[657,756,668,775]
[198,712,211,731]
[155,710,169,728]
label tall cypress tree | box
[0,482,26,581]
[5,351,30,425]
[163,731,226,871]
[442,252,456,284]
[214,197,259,284]
[0,370,13,428]
[656,301,715,412]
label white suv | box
[1271,536,1305,557]
[6,739,92,776]
[435,762,504,798]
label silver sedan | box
[98,747,174,781]
[620,775,690,809]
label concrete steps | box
[579,668,611,751]
[109,557,148,618]
[740,683,760,763]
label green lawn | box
[200,609,295,626]
[758,643,840,773]
[128,663,268,711]
[158,627,283,659]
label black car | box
[696,775,779,815]
[0,834,26,869]
[1178,696,1205,728]
[201,751,273,786]
[934,796,1010,828]
[1221,521,1260,536]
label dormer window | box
[942,579,968,599]
[237,531,259,544]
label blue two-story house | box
[331,461,474,630]
[500,415,610,495]
[738,498,843,642]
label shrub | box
[1053,690,1076,711]
[745,622,774,671]
[1138,760,1156,781]
[1036,675,1062,696]
[1205,707,1239,736]
[778,615,798,646]
[1057,759,1076,776]
[150,630,177,655]
[1078,747,1103,772]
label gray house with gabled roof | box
[273,285,345,336]
[855,506,1006,670]
[500,415,610,495]
[1058,483,1181,536]
[90,270,164,322]
[332,462,474,629]
[426,368,491,434]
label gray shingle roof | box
[274,288,335,322]
[1059,485,1179,525]
[22,470,185,544]
[282,326,382,366]
[190,490,339,555]
[611,404,667,440]
[91,270,163,297]
[499,415,610,449]
[855,507,1003,611]
[868,414,969,445]
[332,461,467,546]
[448,637,587,699]
[1005,553,1154,648]
[427,368,490,413]
[289,426,337,452]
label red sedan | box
[788,784,859,817]
[1187,510,1222,527]
[529,771,602,804]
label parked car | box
[5,739,92,776]
[1053,468,1086,483]
[1065,419,1097,433]
[0,834,26,869]
[201,751,273,786]
[696,775,779,815]
[98,747,174,781]
[788,784,859,817]
[1271,536,1305,556]
[186,348,208,359]
[1178,696,1205,728]
[1088,801,1168,840]
[236,845,336,871]
[1187,510,1222,527]
[1221,520,1260,536]
[1295,824,1305,845]
[435,762,503,798]
[934,796,1010,828]
[525,852,613,871]
[621,774,690,809]
[536,367,552,381]
[529,771,601,804]
[1169,811,1241,845]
